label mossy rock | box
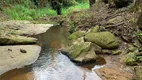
[124,52,137,66]
[112,50,122,55]
[63,38,97,62]
[128,45,137,52]
[90,25,100,33]
[0,35,37,45]
[85,31,119,49]
[68,31,85,40]
[134,66,142,80]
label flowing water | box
[0,26,105,80]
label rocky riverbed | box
[0,20,53,75]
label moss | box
[67,42,91,58]
[85,31,119,49]
[68,31,85,40]
[0,35,37,45]
[136,56,142,62]
[90,25,100,33]
[125,52,137,66]
[112,50,122,55]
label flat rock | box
[0,45,41,75]
[0,20,53,45]
[0,20,53,36]
[95,67,133,80]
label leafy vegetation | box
[1,0,89,20]
[3,3,89,20]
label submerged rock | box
[85,31,119,49]
[0,45,41,75]
[62,38,97,62]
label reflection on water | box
[78,56,106,70]
[0,67,33,80]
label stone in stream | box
[62,38,97,62]
[85,31,119,49]
[0,45,41,75]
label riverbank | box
[0,20,53,75]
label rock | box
[0,20,53,36]
[8,49,12,51]
[102,49,112,54]
[62,38,97,62]
[20,49,27,53]
[136,56,142,62]
[90,25,100,33]
[107,16,123,24]
[134,66,142,80]
[112,50,122,55]
[95,67,133,80]
[124,52,137,66]
[68,31,85,40]
[128,45,137,52]
[0,20,53,45]
[0,35,37,45]
[85,31,119,49]
[0,45,41,75]
[92,44,102,54]
[102,49,122,55]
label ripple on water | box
[33,53,102,80]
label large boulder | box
[85,31,119,49]
[0,45,41,75]
[62,38,97,62]
[134,66,142,80]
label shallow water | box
[0,26,104,80]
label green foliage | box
[62,3,89,15]
[3,1,89,20]
[4,5,56,20]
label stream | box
[0,26,105,80]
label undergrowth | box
[3,2,89,20]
